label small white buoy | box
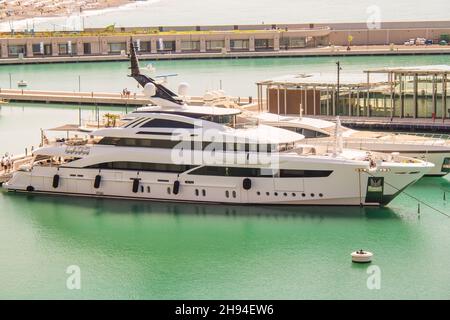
[351,249,373,263]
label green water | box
[0,56,449,299]
[1,55,449,96]
[0,178,449,299]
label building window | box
[158,40,175,51]
[225,190,230,198]
[139,41,151,52]
[255,39,274,50]
[282,37,306,49]
[181,41,200,52]
[58,43,76,55]
[108,42,126,54]
[8,45,26,56]
[206,40,225,51]
[230,39,249,51]
[83,43,92,54]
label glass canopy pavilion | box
[256,65,450,119]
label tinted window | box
[141,119,195,129]
[189,166,273,177]
[189,167,332,177]
[279,169,333,177]
[98,137,180,149]
[86,162,195,173]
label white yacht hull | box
[3,163,429,206]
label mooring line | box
[366,172,450,218]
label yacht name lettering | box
[65,146,90,155]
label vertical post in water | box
[9,73,12,89]
[78,75,81,92]
[336,61,341,115]
[78,107,81,126]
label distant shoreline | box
[0,0,133,25]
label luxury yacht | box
[251,112,450,176]
[2,41,434,206]
[2,109,434,206]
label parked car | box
[425,39,433,45]
[439,40,448,45]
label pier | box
[0,89,255,107]
[0,88,149,106]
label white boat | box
[2,109,433,206]
[17,80,27,87]
[250,112,450,176]
[2,41,434,206]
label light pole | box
[336,61,342,114]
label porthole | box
[302,193,306,197]
[311,193,315,197]
[140,186,144,193]
[292,193,296,197]
[257,191,261,196]
[202,189,206,196]
[266,192,270,196]
[195,189,199,196]
[225,190,230,198]
[232,191,237,198]
[283,192,287,197]
[167,187,171,195]
[147,186,151,193]
[319,193,323,197]
[274,192,278,196]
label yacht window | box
[85,162,195,173]
[141,119,195,129]
[188,166,275,177]
[98,137,181,149]
[134,112,236,126]
[284,127,329,138]
[279,169,333,178]
[136,131,173,136]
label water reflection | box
[7,192,400,220]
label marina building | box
[256,65,450,120]
[1,21,449,60]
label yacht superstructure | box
[251,112,450,176]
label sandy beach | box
[0,0,133,23]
